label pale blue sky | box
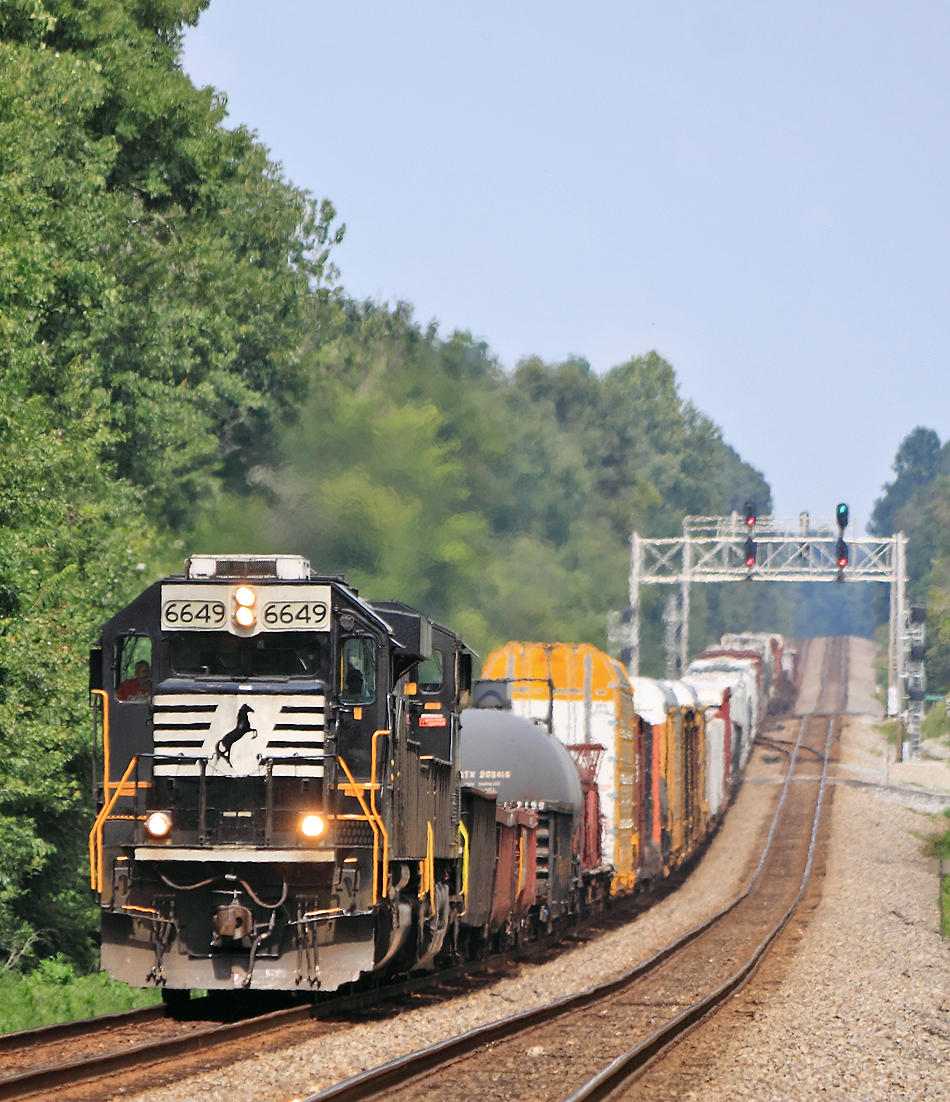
[183,1,950,533]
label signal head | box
[744,501,757,527]
[836,537,849,568]
[744,536,757,567]
[835,503,849,530]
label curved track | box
[3,639,845,1101]
[0,935,561,1098]
[302,637,847,1102]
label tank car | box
[89,554,473,999]
[457,704,612,946]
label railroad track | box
[0,922,568,1099]
[0,997,330,1101]
[3,639,842,1101]
[302,636,847,1102]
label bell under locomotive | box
[89,554,472,999]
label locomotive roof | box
[97,564,393,642]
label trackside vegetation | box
[0,957,160,1035]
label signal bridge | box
[639,514,894,584]
[608,511,922,759]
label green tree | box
[0,0,343,966]
[2,0,343,527]
[0,374,161,967]
[869,429,950,693]
[870,426,942,536]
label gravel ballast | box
[125,637,950,1102]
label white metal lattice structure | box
[607,513,917,755]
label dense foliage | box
[188,302,776,661]
[0,0,338,969]
[870,427,950,692]
[1,0,899,976]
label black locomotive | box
[89,554,479,999]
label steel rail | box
[0,1002,321,1101]
[0,926,573,1099]
[300,643,838,1102]
[563,637,845,1101]
[0,1004,167,1055]
[564,714,837,1101]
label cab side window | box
[340,637,376,704]
[115,636,153,702]
[417,649,444,695]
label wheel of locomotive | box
[160,988,192,1017]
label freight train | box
[88,554,789,1003]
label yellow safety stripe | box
[458,821,470,916]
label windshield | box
[169,632,325,679]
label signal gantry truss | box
[607,514,922,758]
[629,515,896,585]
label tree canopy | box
[0,0,853,973]
[0,0,340,967]
[871,426,950,690]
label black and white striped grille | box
[151,694,326,778]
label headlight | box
[300,813,326,839]
[233,585,257,628]
[145,810,173,838]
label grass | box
[873,718,901,749]
[0,957,161,1035]
[926,808,950,938]
[921,702,950,745]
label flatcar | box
[479,631,788,893]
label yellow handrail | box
[425,821,435,910]
[88,755,138,892]
[458,821,470,916]
[370,729,390,897]
[336,754,383,905]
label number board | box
[161,585,333,633]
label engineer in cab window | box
[116,660,152,701]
